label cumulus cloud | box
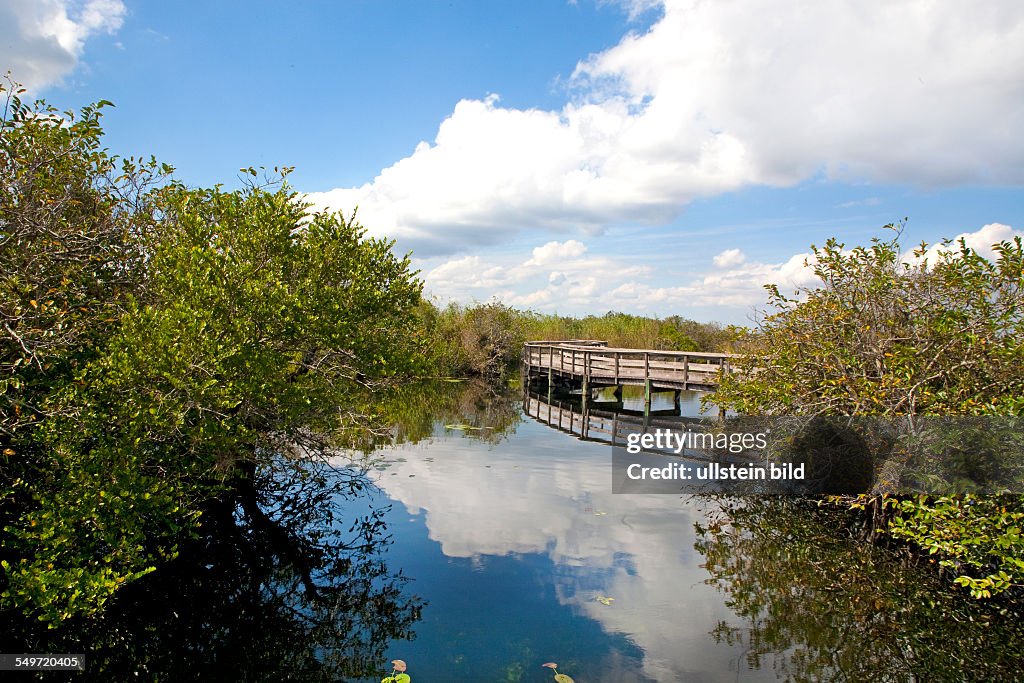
[423,238,651,309]
[0,0,126,89]
[712,248,745,268]
[525,239,587,266]
[604,250,819,311]
[307,0,1024,255]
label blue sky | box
[4,0,1022,324]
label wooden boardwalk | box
[522,340,738,394]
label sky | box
[3,0,1022,325]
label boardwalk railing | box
[522,340,739,392]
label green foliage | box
[1,82,424,624]
[426,301,526,378]
[522,310,735,353]
[885,494,1024,598]
[541,662,575,683]
[713,226,1024,417]
[0,78,166,439]
[709,225,1024,598]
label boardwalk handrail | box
[522,340,741,391]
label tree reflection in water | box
[3,456,422,682]
[364,379,523,450]
[2,379,520,681]
[696,497,1024,682]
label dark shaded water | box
[5,381,1023,681]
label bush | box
[710,225,1024,597]
[1,84,423,623]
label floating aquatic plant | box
[381,659,410,683]
[542,662,575,683]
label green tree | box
[714,227,1024,417]
[1,79,169,621]
[710,226,1024,597]
[1,84,424,623]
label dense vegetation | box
[712,228,1024,598]
[418,301,736,378]
[1,83,422,629]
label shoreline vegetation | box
[416,300,738,380]
[2,86,1022,671]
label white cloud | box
[307,1,1024,256]
[423,223,1021,319]
[712,248,745,268]
[423,238,656,310]
[525,239,587,266]
[905,222,1023,266]
[0,0,126,90]
[591,252,808,313]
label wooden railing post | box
[583,351,590,400]
[547,345,553,391]
[643,352,651,416]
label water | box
[348,382,1023,682]
[7,380,1022,681]
[356,384,755,682]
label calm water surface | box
[351,385,751,682]
[345,383,1023,682]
